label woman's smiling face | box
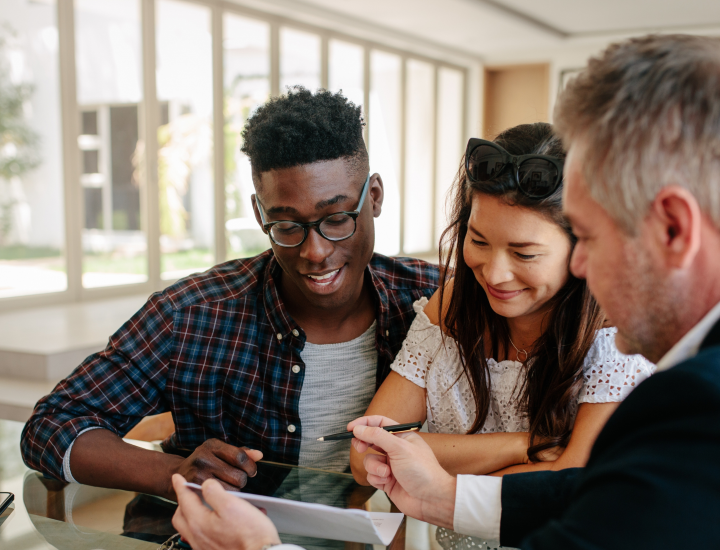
[463,192,573,321]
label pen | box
[317,421,423,441]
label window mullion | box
[363,46,370,150]
[140,0,161,290]
[212,5,226,263]
[57,0,82,302]
[271,23,280,97]
[431,64,439,252]
[321,35,329,89]
[399,57,407,256]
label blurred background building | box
[0,0,719,418]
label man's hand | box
[172,474,281,550]
[170,439,263,497]
[349,415,457,529]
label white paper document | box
[186,482,404,545]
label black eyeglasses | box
[254,173,370,248]
[465,138,564,199]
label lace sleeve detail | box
[390,297,445,389]
[579,327,656,404]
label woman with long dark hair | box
[350,123,654,485]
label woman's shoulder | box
[579,327,656,403]
[423,278,454,327]
[582,327,656,376]
[585,327,626,362]
[392,292,462,389]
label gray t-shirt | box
[297,321,378,472]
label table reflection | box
[0,418,455,550]
[22,461,390,549]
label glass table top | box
[0,419,451,550]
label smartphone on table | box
[0,492,14,515]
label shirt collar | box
[262,255,299,343]
[655,299,720,372]
[366,260,391,351]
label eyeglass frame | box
[465,138,565,199]
[253,172,371,248]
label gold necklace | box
[509,336,528,363]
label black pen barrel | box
[320,432,356,441]
[318,421,422,441]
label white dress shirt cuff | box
[453,474,503,541]
[62,426,104,483]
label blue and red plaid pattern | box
[21,250,439,480]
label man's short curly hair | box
[241,86,368,180]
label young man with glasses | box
[20,87,439,501]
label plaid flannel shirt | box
[21,250,439,480]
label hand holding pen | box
[345,415,457,529]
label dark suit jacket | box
[499,319,720,548]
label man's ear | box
[370,173,384,218]
[649,185,701,269]
[250,195,265,232]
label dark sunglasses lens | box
[468,145,505,181]
[518,159,559,197]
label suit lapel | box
[700,318,720,351]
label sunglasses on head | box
[465,138,564,199]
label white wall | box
[482,27,720,124]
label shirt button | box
[287,424,296,433]
[276,333,283,341]
[292,329,299,337]
[292,365,301,374]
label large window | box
[369,50,402,256]
[0,0,66,299]
[404,60,436,255]
[280,28,320,92]
[223,14,270,261]
[0,1,468,307]
[436,67,465,240]
[329,40,364,108]
[75,0,147,288]
[156,0,214,280]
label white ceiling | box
[294,0,720,56]
[495,0,720,35]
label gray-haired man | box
[171,34,720,549]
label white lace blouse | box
[392,297,656,436]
